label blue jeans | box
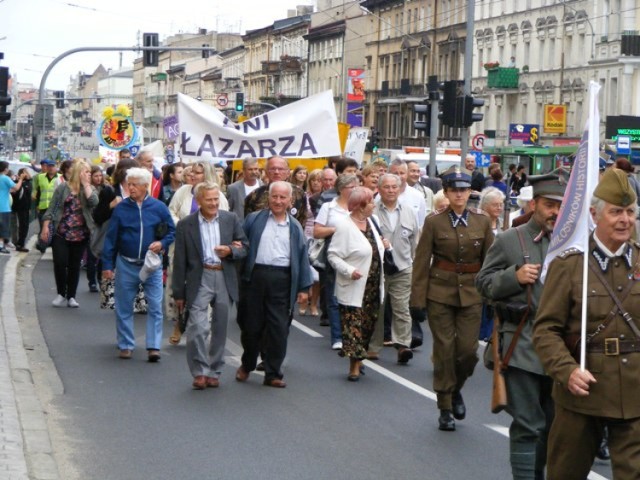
[114,255,163,351]
[322,269,341,344]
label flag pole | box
[580,81,602,371]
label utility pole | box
[427,75,439,179]
[460,0,475,164]
[35,45,217,162]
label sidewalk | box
[0,243,60,480]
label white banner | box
[343,127,370,166]
[177,91,342,162]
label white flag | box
[541,81,601,282]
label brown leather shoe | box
[235,366,249,382]
[206,377,220,388]
[192,375,207,390]
[118,349,132,359]
[263,378,286,388]
[367,351,379,360]
[397,347,414,364]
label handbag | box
[369,217,399,276]
[36,194,62,251]
[90,220,109,259]
[308,238,327,270]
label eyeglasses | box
[268,167,288,172]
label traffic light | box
[458,95,485,127]
[438,80,457,127]
[0,66,11,126]
[366,128,380,152]
[54,91,65,109]
[143,33,159,67]
[413,102,431,137]
[235,92,244,112]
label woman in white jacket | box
[328,187,386,381]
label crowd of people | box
[3,147,638,479]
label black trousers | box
[238,265,291,381]
[11,209,30,247]
[51,235,87,299]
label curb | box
[0,238,61,480]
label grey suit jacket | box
[227,180,261,220]
[172,209,248,306]
[475,218,548,375]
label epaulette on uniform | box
[428,207,448,218]
[468,207,489,217]
[558,247,581,259]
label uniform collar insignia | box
[448,209,469,228]
[591,244,633,272]
[591,248,610,272]
[533,230,550,243]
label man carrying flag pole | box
[533,82,640,479]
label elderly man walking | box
[102,168,175,361]
[370,173,419,363]
[226,158,262,221]
[236,181,313,388]
[533,168,640,479]
[172,182,248,389]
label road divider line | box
[292,319,324,338]
[292,321,612,480]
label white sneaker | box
[52,295,67,307]
[67,298,80,308]
[331,341,343,350]
[5,242,15,249]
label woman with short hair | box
[314,174,359,350]
[327,187,385,380]
[479,186,506,235]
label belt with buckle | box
[587,338,640,356]
[203,263,223,271]
[433,259,482,274]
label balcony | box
[261,56,303,75]
[487,68,520,89]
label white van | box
[392,152,462,177]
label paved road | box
[24,251,613,480]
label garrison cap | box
[441,166,472,189]
[593,167,637,207]
[527,168,570,202]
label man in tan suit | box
[533,168,640,479]
[411,166,494,431]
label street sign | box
[217,94,228,107]
[472,133,487,151]
[470,150,490,167]
[543,104,567,133]
[617,135,631,155]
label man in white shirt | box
[389,159,427,228]
[406,160,434,215]
[226,158,262,220]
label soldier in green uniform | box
[476,169,569,479]
[410,166,494,431]
[533,168,640,479]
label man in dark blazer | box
[226,157,262,220]
[236,181,313,388]
[172,182,248,390]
